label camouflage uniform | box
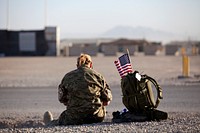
[58,65,112,125]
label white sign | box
[136,73,142,81]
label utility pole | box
[6,0,9,30]
[44,0,47,27]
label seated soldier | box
[44,54,112,126]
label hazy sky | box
[0,0,200,39]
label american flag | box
[114,53,133,78]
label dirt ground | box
[0,56,199,87]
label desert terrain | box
[0,55,200,132]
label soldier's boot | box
[43,111,53,125]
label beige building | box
[64,43,98,56]
[99,39,150,56]
[165,44,180,55]
[82,43,98,56]
[101,44,118,56]
[68,44,82,56]
[144,42,162,55]
[165,41,200,56]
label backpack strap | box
[143,75,163,108]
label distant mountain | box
[61,25,189,43]
[100,26,184,43]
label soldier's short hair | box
[77,54,92,67]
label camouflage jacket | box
[58,65,112,116]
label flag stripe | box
[114,54,133,78]
[118,66,132,73]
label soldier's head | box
[77,54,93,68]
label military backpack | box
[121,71,163,113]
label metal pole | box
[44,0,47,27]
[126,49,132,63]
[182,55,190,77]
[7,0,9,30]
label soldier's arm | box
[58,84,69,105]
[100,82,112,106]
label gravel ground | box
[0,56,200,132]
[0,112,199,133]
[0,85,199,133]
